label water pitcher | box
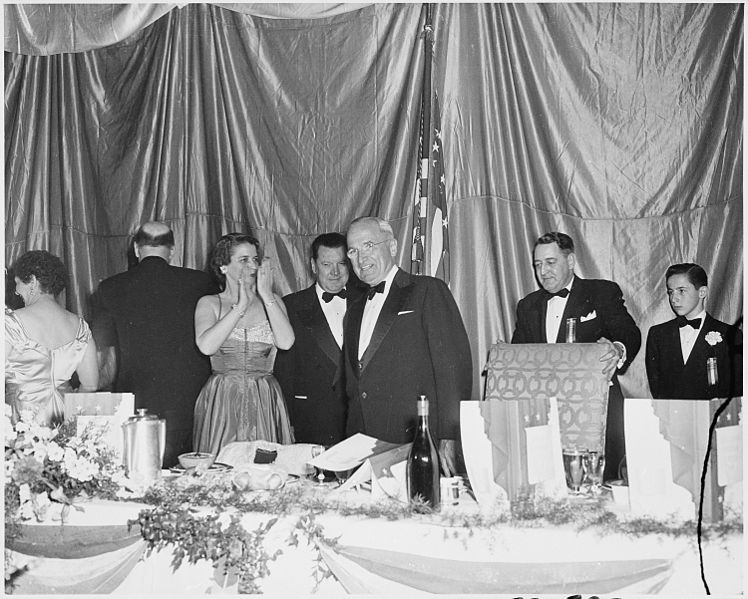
[122,408,166,485]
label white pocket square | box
[398,310,414,316]
[580,310,597,322]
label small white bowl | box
[178,452,215,470]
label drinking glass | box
[334,467,356,486]
[582,450,605,496]
[562,449,585,495]
[565,317,577,343]
[310,445,336,483]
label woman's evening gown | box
[4,307,93,425]
[193,318,294,456]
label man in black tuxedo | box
[275,233,361,446]
[343,217,472,474]
[646,263,742,399]
[511,232,641,481]
[91,222,216,467]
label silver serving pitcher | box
[122,408,166,486]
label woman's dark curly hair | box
[209,233,260,290]
[13,250,67,297]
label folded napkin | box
[217,441,323,477]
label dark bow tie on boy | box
[675,315,701,329]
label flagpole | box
[412,3,434,275]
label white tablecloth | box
[6,492,743,596]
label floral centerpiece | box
[5,405,126,590]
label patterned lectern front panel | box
[484,342,610,452]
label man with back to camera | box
[275,232,362,446]
[343,216,473,474]
[646,263,742,399]
[512,231,641,481]
[91,221,217,468]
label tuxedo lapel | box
[297,290,341,367]
[360,270,410,372]
[346,296,365,379]
[684,315,714,368]
[662,320,684,367]
[558,278,598,343]
[527,294,548,343]
[559,279,586,342]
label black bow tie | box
[366,281,386,300]
[676,316,702,329]
[321,289,347,303]
[545,288,570,300]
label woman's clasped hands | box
[255,257,275,304]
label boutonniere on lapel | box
[705,331,723,346]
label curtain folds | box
[4,4,374,56]
[5,3,424,305]
[431,3,742,398]
[5,4,743,400]
[4,4,179,56]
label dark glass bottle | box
[406,395,440,508]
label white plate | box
[169,461,233,474]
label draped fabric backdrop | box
[5,3,743,401]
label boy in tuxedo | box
[646,263,741,399]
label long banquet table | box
[5,476,743,597]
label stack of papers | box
[310,434,411,500]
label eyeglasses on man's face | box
[346,239,390,258]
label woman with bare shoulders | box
[192,233,295,455]
[5,250,98,425]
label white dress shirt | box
[545,278,574,343]
[679,309,706,363]
[358,265,398,360]
[315,283,345,349]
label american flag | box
[428,94,449,285]
[410,145,426,275]
[411,93,449,284]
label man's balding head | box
[133,221,175,262]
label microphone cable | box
[696,394,734,594]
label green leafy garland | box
[130,476,741,594]
[131,506,281,594]
[132,481,345,594]
[287,512,340,591]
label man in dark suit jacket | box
[646,263,742,399]
[343,217,472,474]
[512,232,641,481]
[275,232,362,446]
[91,222,216,467]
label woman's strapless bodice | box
[209,320,276,376]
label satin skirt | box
[193,371,294,457]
